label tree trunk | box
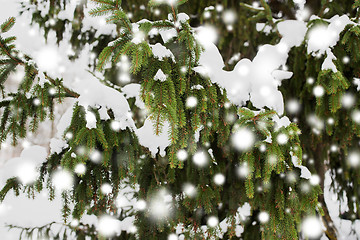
[314,144,338,240]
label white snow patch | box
[159,28,177,43]
[154,69,167,82]
[290,153,311,179]
[353,78,360,91]
[135,117,171,157]
[50,138,68,154]
[150,43,175,61]
[0,146,47,185]
[85,110,97,129]
[273,115,291,131]
[75,71,135,131]
[195,20,307,114]
[122,83,145,109]
[307,15,353,73]
[322,49,338,72]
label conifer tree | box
[0,0,360,239]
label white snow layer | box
[135,117,171,157]
[122,83,146,109]
[1,2,359,238]
[291,152,311,179]
[75,71,135,130]
[0,190,66,240]
[323,171,360,239]
[50,138,68,154]
[157,13,191,43]
[57,1,116,37]
[354,78,360,91]
[273,115,291,131]
[53,72,170,158]
[159,28,178,43]
[307,15,353,72]
[49,102,74,154]
[0,146,47,185]
[150,43,175,61]
[194,20,307,115]
[154,69,167,82]
[175,202,251,239]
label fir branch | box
[0,17,15,33]
[319,0,330,17]
[0,177,19,202]
[43,73,80,98]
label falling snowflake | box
[232,128,255,151]
[192,151,208,167]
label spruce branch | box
[319,0,330,17]
[0,17,15,33]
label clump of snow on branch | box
[122,84,146,109]
[194,20,307,115]
[0,146,47,185]
[175,203,251,239]
[131,23,146,44]
[135,117,171,157]
[74,71,135,130]
[98,215,122,237]
[57,1,116,37]
[290,152,311,179]
[154,69,167,82]
[307,15,353,72]
[34,46,62,79]
[150,43,175,61]
[3,2,360,237]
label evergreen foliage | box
[1,0,360,239]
